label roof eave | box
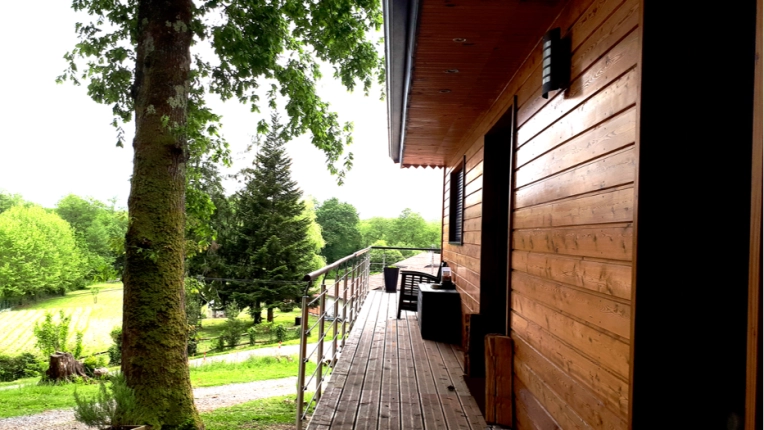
[383,0,420,166]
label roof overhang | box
[383,0,419,165]
[384,0,565,168]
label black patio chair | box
[397,261,447,319]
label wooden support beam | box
[485,334,513,426]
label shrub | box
[73,332,84,359]
[277,301,296,313]
[275,325,287,343]
[107,327,122,365]
[82,355,108,378]
[73,373,151,428]
[0,353,43,382]
[215,335,226,351]
[187,326,198,356]
[33,311,72,356]
[220,300,245,348]
[187,338,198,356]
[247,327,257,346]
[223,319,245,348]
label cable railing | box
[295,246,441,429]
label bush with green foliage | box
[73,373,151,428]
[187,328,199,357]
[223,320,245,348]
[82,355,108,378]
[107,327,122,365]
[73,332,84,359]
[33,311,78,357]
[274,325,287,343]
[0,353,43,382]
[247,327,257,346]
[184,277,204,356]
[215,335,226,351]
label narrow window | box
[449,157,465,245]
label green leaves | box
[0,206,85,298]
[315,198,363,264]
[64,0,384,181]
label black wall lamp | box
[541,28,570,99]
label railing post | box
[365,252,371,296]
[348,262,356,324]
[342,265,348,349]
[353,260,360,316]
[332,278,339,366]
[316,282,326,401]
[296,294,309,429]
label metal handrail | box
[295,246,441,429]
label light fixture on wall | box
[541,27,569,99]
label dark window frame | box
[448,156,465,245]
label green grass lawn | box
[0,355,313,419]
[0,284,320,358]
[190,355,314,388]
[0,283,124,356]
[201,394,310,430]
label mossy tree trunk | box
[121,1,202,429]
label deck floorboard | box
[306,290,487,430]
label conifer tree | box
[225,114,316,322]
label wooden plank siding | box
[438,0,638,428]
[442,136,485,322]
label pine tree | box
[225,114,316,323]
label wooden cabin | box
[383,0,762,428]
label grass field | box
[0,284,318,357]
[0,283,124,356]
[200,394,309,429]
[0,355,312,419]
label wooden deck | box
[307,290,487,430]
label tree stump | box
[45,352,88,382]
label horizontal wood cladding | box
[516,67,639,165]
[514,336,627,429]
[514,147,636,210]
[512,271,630,339]
[515,376,562,430]
[513,352,592,429]
[512,224,633,261]
[517,29,639,147]
[515,108,636,189]
[441,137,485,346]
[517,0,639,129]
[512,313,629,417]
[511,293,630,379]
[452,0,610,161]
[499,0,639,427]
[513,186,634,230]
[512,250,632,300]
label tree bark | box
[45,352,88,382]
[121,1,202,429]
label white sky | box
[0,2,443,221]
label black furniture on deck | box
[396,261,446,319]
[417,283,462,344]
